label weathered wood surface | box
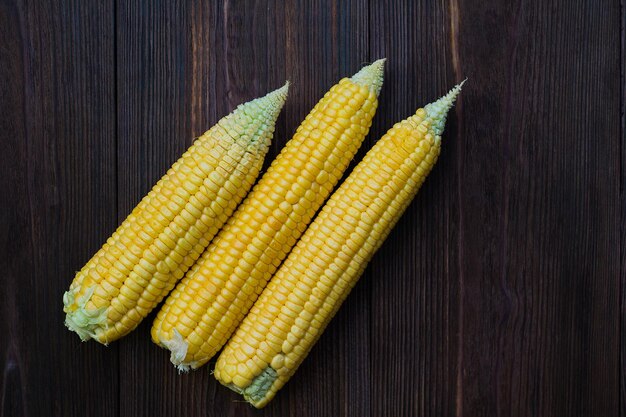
[0,0,621,416]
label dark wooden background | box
[0,0,622,416]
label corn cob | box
[214,82,464,408]
[63,84,288,343]
[151,60,386,370]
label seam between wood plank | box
[113,1,121,416]
[449,0,464,415]
[618,0,626,417]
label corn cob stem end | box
[159,329,200,373]
[63,286,107,343]
[221,366,278,408]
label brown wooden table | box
[1,1,622,416]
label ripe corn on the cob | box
[63,84,289,343]
[214,82,464,408]
[152,60,386,370]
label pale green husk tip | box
[350,58,386,96]
[238,81,290,124]
[229,81,290,149]
[424,79,466,136]
[257,82,290,113]
[63,286,107,343]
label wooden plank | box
[0,0,118,416]
[188,0,289,415]
[1,1,622,416]
[180,1,371,415]
[619,0,626,417]
[368,1,460,417]
[254,1,372,416]
[454,0,621,416]
[115,1,195,416]
[115,0,286,416]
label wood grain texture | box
[0,0,623,416]
[115,1,197,416]
[619,0,626,417]
[455,0,621,416]
[0,0,119,416]
[272,2,371,416]
[368,1,460,417]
